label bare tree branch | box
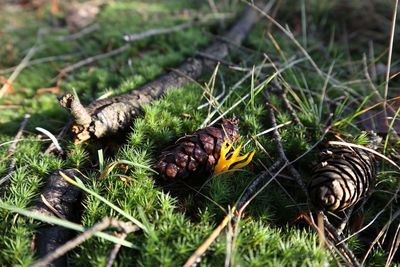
[61,3,266,143]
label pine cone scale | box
[175,152,189,168]
[199,133,215,155]
[193,144,208,163]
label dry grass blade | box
[183,159,286,266]
[383,0,398,105]
[36,127,63,155]
[39,194,66,219]
[294,212,360,266]
[328,141,400,171]
[44,119,73,155]
[361,208,400,265]
[207,57,307,127]
[244,0,323,79]
[385,223,400,267]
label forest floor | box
[0,0,399,266]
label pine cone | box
[308,145,377,212]
[154,118,239,181]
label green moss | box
[0,0,399,266]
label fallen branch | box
[55,14,229,80]
[32,169,85,267]
[60,3,266,143]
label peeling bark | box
[60,3,265,143]
[33,169,84,267]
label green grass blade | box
[383,107,400,154]
[0,202,138,248]
[60,171,148,232]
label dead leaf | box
[36,86,60,96]
[0,78,13,98]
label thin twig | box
[31,217,139,267]
[105,222,138,267]
[236,160,284,211]
[361,208,400,265]
[57,14,230,79]
[271,78,303,126]
[56,44,130,78]
[0,53,82,75]
[0,29,42,98]
[323,218,361,267]
[105,232,128,267]
[123,21,195,42]
[264,91,309,200]
[0,114,30,186]
[54,23,99,41]
[6,114,30,156]
[296,213,360,267]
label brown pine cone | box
[154,117,239,181]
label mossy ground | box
[0,0,399,266]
